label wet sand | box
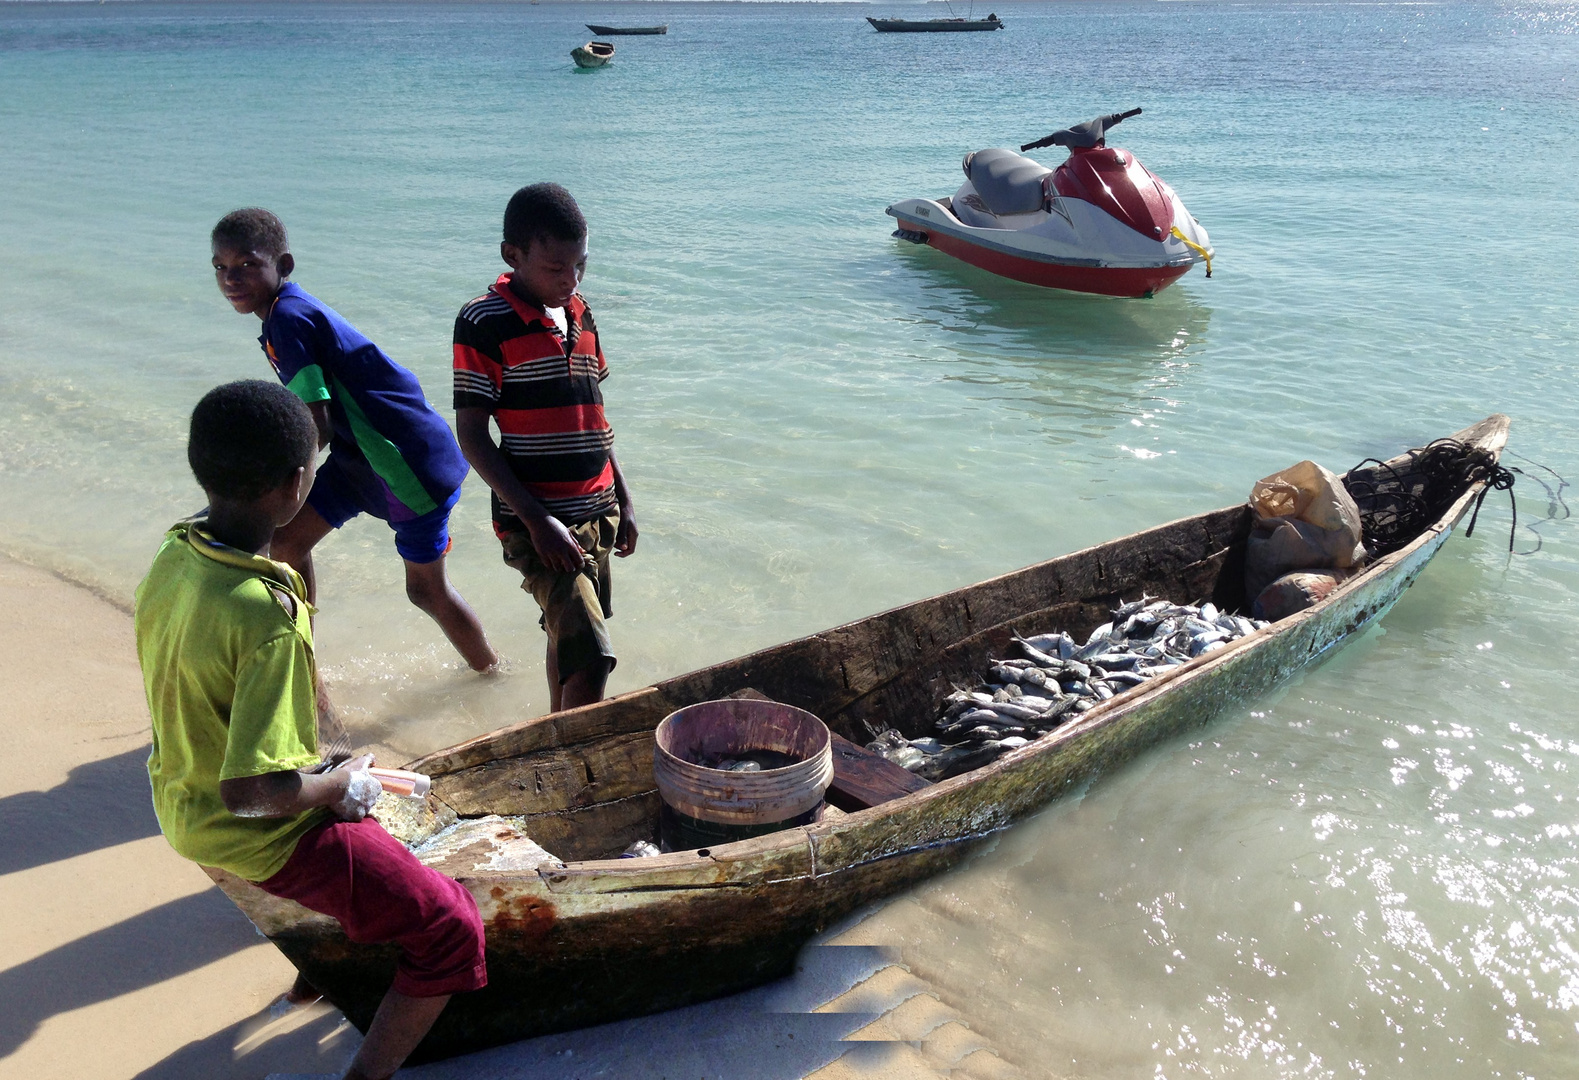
[0,552,1015,1080]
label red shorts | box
[259,817,488,998]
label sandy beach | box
[0,552,1018,1080]
[0,553,362,1079]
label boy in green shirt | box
[136,381,486,1079]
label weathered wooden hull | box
[206,416,1508,1061]
[570,43,613,68]
[585,24,667,35]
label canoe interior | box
[407,416,1508,866]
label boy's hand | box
[526,516,589,574]
[330,754,380,821]
[615,502,638,557]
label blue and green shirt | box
[261,282,468,519]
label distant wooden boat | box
[570,41,614,68]
[586,23,667,35]
[205,417,1509,1061]
[868,14,1003,32]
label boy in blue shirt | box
[211,208,497,672]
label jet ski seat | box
[963,148,1052,216]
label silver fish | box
[954,708,1003,727]
[1019,632,1076,657]
[1012,636,1064,668]
[1038,696,1081,721]
[979,700,1047,722]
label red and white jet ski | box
[886,108,1213,298]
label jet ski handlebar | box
[1020,107,1142,153]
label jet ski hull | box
[887,197,1203,299]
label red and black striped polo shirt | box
[453,274,615,533]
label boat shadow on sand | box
[134,939,922,1079]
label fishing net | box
[1342,438,1515,557]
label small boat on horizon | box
[571,40,615,68]
[868,14,1003,32]
[586,23,668,35]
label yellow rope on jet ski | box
[1170,226,1213,277]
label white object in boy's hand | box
[333,766,382,820]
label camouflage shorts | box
[499,511,618,684]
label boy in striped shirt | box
[454,184,637,711]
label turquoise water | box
[2,0,1577,1073]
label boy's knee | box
[404,573,447,611]
[395,882,487,994]
[425,891,484,956]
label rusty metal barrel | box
[653,698,834,851]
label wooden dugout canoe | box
[206,415,1509,1061]
[585,23,667,35]
[867,15,1004,32]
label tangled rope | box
[1342,438,1517,557]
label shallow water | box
[2,0,1577,1074]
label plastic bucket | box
[653,698,834,850]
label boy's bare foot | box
[285,970,323,1006]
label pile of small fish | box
[868,597,1270,783]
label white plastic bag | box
[1243,460,1367,603]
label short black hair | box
[188,380,317,501]
[503,183,587,249]
[211,208,289,259]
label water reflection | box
[891,241,1214,362]
[870,242,1213,446]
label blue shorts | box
[306,452,461,565]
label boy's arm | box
[220,754,381,821]
[265,305,333,447]
[308,401,331,451]
[609,449,637,557]
[454,407,588,573]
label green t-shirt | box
[135,521,329,882]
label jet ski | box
[886,108,1213,298]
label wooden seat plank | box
[724,687,930,812]
[825,731,932,812]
